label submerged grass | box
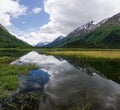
[0,56,37,99]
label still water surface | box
[11,51,120,110]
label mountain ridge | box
[35,41,49,47]
[44,13,120,48]
[44,35,64,47]
[0,24,31,48]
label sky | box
[1,0,120,45]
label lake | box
[2,51,120,110]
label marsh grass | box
[0,49,30,57]
[0,56,38,99]
[41,49,120,83]
[42,50,120,59]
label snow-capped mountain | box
[44,35,64,47]
[67,21,98,38]
[52,35,64,42]
[35,13,120,48]
[105,13,120,25]
[35,42,49,47]
[44,13,120,48]
[67,13,120,39]
[35,36,64,47]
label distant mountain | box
[45,35,64,47]
[67,21,98,37]
[52,35,64,42]
[47,13,120,48]
[44,21,101,47]
[0,24,30,48]
[0,24,8,32]
[35,42,49,47]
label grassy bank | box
[41,50,120,59]
[0,51,37,99]
[41,49,120,83]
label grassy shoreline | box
[41,50,120,59]
[0,55,37,99]
[40,49,120,83]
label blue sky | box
[12,0,49,30]
[0,0,120,45]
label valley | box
[0,12,120,110]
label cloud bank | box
[4,0,120,45]
[0,0,27,26]
[42,0,120,35]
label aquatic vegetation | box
[41,49,120,83]
[41,50,120,59]
[0,56,38,99]
[3,92,41,110]
[0,49,31,57]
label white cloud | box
[7,0,120,45]
[8,26,62,46]
[0,0,27,26]
[42,0,120,35]
[32,7,42,14]
[18,32,61,46]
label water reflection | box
[19,69,50,94]
[11,51,120,110]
